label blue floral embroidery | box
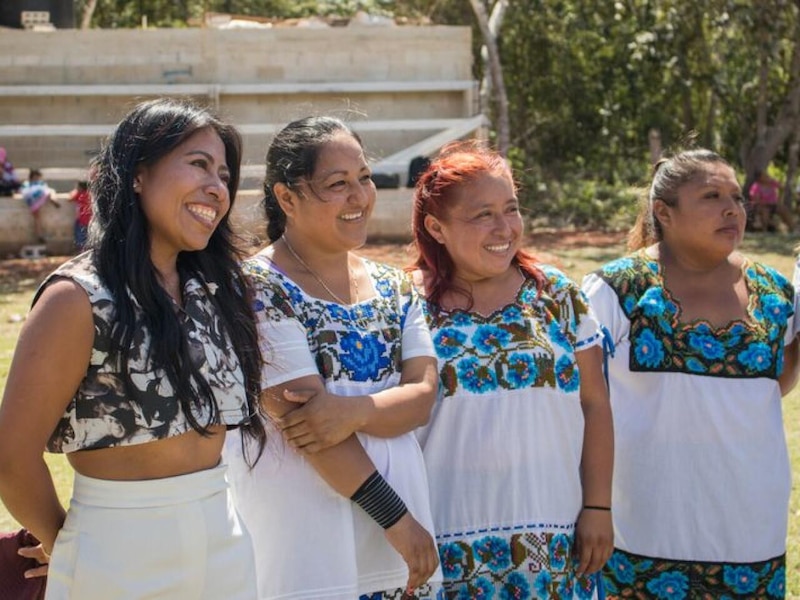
[606,552,635,585]
[687,332,725,360]
[548,534,570,571]
[722,565,759,595]
[766,566,785,597]
[634,328,665,368]
[554,355,579,392]
[439,542,465,578]
[457,577,495,600]
[433,328,468,359]
[596,252,793,378]
[473,324,512,353]
[737,342,772,371]
[457,356,498,393]
[533,570,552,599]
[339,331,391,380]
[472,536,512,572]
[506,352,539,388]
[645,571,689,599]
[501,572,531,600]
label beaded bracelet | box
[583,505,611,511]
[350,470,409,529]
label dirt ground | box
[0,230,627,291]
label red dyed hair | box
[408,140,544,310]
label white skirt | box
[45,463,256,599]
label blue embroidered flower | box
[502,305,523,322]
[439,542,464,578]
[501,572,531,600]
[457,357,498,393]
[766,566,785,597]
[761,294,792,323]
[548,533,570,570]
[533,570,552,599]
[556,574,574,597]
[329,305,349,320]
[375,276,393,297]
[554,355,579,392]
[471,536,511,572]
[521,288,537,304]
[737,342,772,372]
[639,286,667,316]
[285,284,304,304]
[548,321,571,352]
[603,257,634,273]
[252,297,265,311]
[687,332,725,360]
[507,352,538,388]
[645,571,689,599]
[433,328,467,359]
[606,551,635,585]
[457,577,495,600]
[453,311,473,326]
[723,565,759,595]
[574,574,596,600]
[623,295,636,314]
[339,332,390,380]
[473,324,512,353]
[634,328,665,368]
[685,357,706,373]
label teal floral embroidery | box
[722,565,759,595]
[441,530,594,600]
[603,548,786,599]
[646,571,689,599]
[428,266,595,399]
[596,252,794,378]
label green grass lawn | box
[1,231,799,595]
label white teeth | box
[486,243,511,252]
[340,212,363,221]
[187,204,217,224]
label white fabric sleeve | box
[581,272,629,346]
[400,297,435,361]
[793,256,800,339]
[256,312,319,390]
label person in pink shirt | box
[68,180,92,252]
[749,169,794,232]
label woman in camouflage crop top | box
[0,98,264,599]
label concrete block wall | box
[1,26,475,168]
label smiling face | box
[134,127,231,270]
[282,131,376,253]
[424,171,522,283]
[655,161,746,261]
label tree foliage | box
[74,0,800,224]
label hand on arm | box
[573,344,614,576]
[261,380,440,591]
[0,279,94,566]
[275,356,438,452]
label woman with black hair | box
[0,98,264,599]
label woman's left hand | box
[573,508,614,576]
[276,389,362,453]
[18,543,50,578]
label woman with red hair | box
[409,142,614,599]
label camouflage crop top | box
[38,253,249,453]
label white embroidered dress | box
[224,254,441,600]
[416,266,603,599]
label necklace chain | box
[281,234,358,305]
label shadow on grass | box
[741,232,800,255]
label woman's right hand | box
[18,542,50,578]
[383,512,439,594]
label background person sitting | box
[0,147,22,197]
[20,168,60,243]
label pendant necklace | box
[281,234,359,306]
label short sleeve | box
[400,296,435,361]
[581,272,629,346]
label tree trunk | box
[470,0,510,156]
[80,0,98,29]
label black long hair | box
[88,97,265,462]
